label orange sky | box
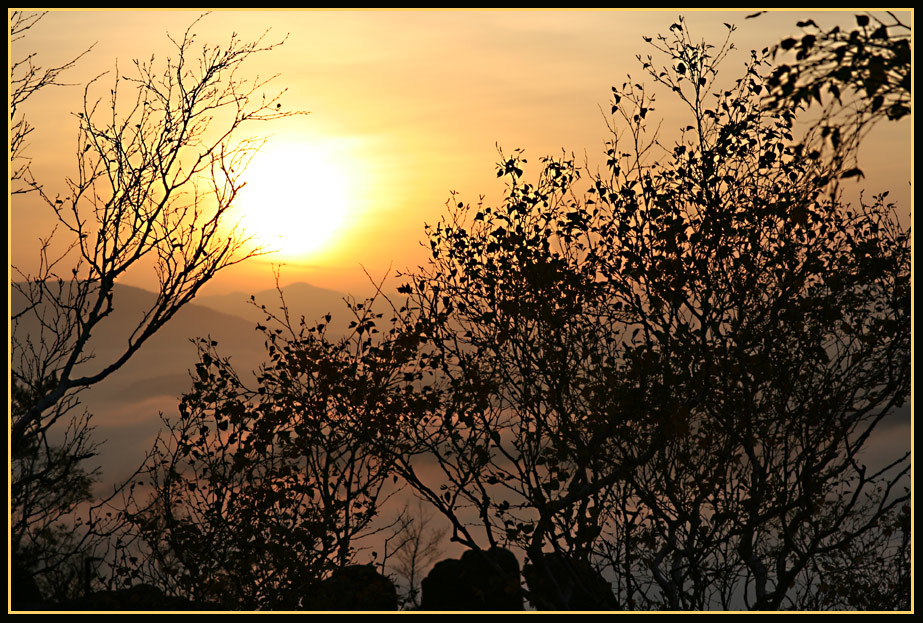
[9,9,912,297]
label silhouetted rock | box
[304,564,398,611]
[523,553,618,610]
[421,547,522,611]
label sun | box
[235,141,353,260]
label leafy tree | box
[389,17,910,610]
[100,16,910,611]
[10,13,298,600]
[795,503,910,610]
[118,294,421,608]
[768,12,910,122]
[765,12,911,180]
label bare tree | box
[10,12,300,599]
[389,500,448,609]
[9,11,92,195]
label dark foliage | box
[765,12,911,182]
[768,12,910,122]
[389,17,909,610]
[47,15,909,611]
[421,548,522,611]
[303,565,398,611]
[117,295,422,609]
[523,553,619,610]
[47,583,222,612]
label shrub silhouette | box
[523,553,618,611]
[119,295,416,609]
[303,565,398,611]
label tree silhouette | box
[117,291,417,609]
[389,17,909,610]
[85,15,910,611]
[765,12,911,181]
[767,12,910,122]
[388,500,449,609]
[9,11,93,196]
[10,13,299,601]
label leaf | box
[791,204,808,227]
[886,103,910,120]
[870,94,884,113]
[841,168,865,179]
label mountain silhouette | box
[195,281,354,336]
[10,281,349,486]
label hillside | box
[10,282,345,485]
[195,281,355,336]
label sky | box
[9,9,913,298]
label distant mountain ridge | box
[195,281,354,334]
[11,280,353,353]
[10,280,350,483]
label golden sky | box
[9,9,912,297]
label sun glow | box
[235,141,354,260]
